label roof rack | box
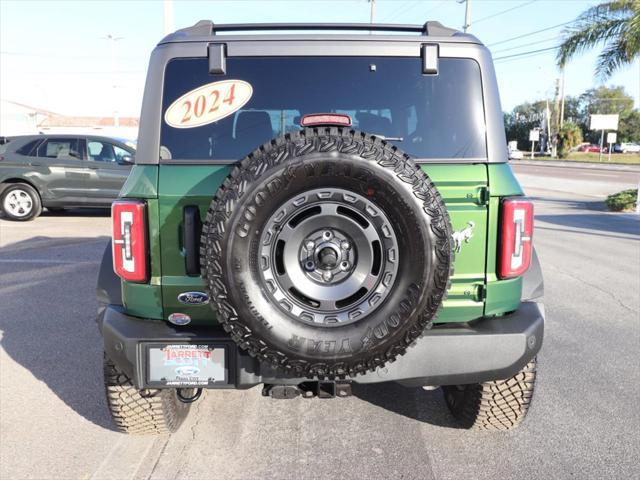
[172,20,459,38]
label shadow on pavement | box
[528,196,607,211]
[42,208,111,217]
[535,213,639,237]
[0,236,117,431]
[352,383,462,429]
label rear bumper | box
[98,302,543,389]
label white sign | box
[590,114,619,131]
[607,132,617,144]
[529,129,539,142]
[164,80,253,129]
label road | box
[1,164,639,480]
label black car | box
[0,134,135,220]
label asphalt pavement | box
[1,164,639,480]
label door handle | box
[30,162,42,166]
[88,165,99,170]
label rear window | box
[161,57,486,161]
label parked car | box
[508,146,524,160]
[0,134,135,221]
[613,142,640,153]
[98,20,543,434]
[577,144,603,153]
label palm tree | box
[557,0,640,79]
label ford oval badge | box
[175,366,200,376]
[177,291,210,306]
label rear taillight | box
[498,198,534,279]
[112,200,148,282]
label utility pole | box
[545,98,551,154]
[369,0,376,24]
[103,34,123,129]
[458,0,472,32]
[552,78,560,157]
[164,0,174,36]
[559,66,566,128]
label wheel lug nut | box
[322,271,334,282]
[305,240,315,251]
[323,231,333,240]
[340,241,351,251]
[305,261,315,271]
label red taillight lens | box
[112,200,148,282]
[300,113,352,127]
[499,198,534,279]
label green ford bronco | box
[97,21,544,434]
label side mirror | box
[119,154,134,165]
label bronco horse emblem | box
[452,221,475,253]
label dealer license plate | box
[148,344,226,387]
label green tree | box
[557,0,640,79]
[557,122,584,158]
[578,86,637,142]
[561,96,582,125]
[504,101,547,150]
[618,110,640,141]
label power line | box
[488,20,575,47]
[424,0,448,17]
[380,0,418,23]
[494,45,559,62]
[381,0,447,24]
[492,36,559,54]
[0,50,140,61]
[474,0,537,25]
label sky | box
[1,0,638,119]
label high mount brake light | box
[112,200,148,282]
[300,113,352,127]
[499,198,534,279]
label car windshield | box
[160,56,487,161]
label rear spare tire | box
[201,128,453,378]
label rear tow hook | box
[176,388,203,404]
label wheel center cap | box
[318,247,339,269]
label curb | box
[511,159,640,172]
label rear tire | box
[103,356,192,435]
[0,183,42,221]
[442,358,537,431]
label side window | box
[87,140,116,162]
[112,145,131,163]
[37,139,80,159]
[15,140,41,156]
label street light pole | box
[103,34,123,129]
[458,0,472,32]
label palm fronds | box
[557,0,640,79]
